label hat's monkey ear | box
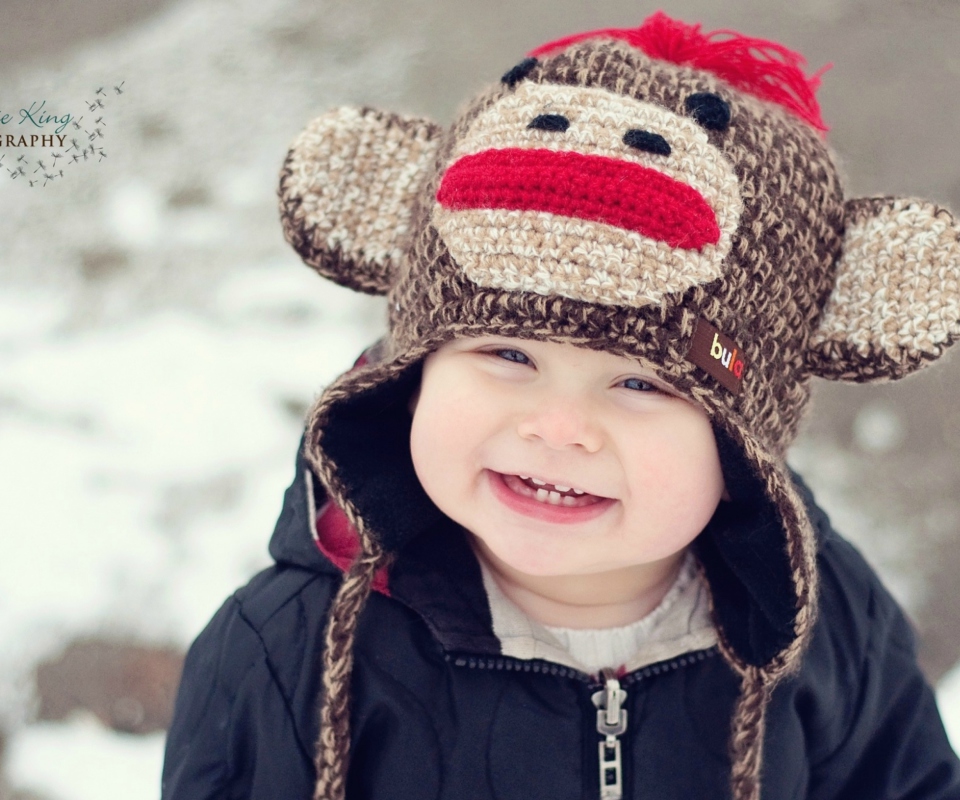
[278,107,444,295]
[806,197,960,381]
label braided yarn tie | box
[314,542,388,800]
[728,666,769,800]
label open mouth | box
[502,473,605,507]
[487,470,615,523]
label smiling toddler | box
[163,12,960,800]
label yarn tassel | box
[529,11,828,132]
[728,666,770,800]
[313,542,390,800]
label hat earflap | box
[806,197,960,381]
[279,106,443,295]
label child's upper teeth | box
[519,475,592,497]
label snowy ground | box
[0,265,382,799]
[1,0,959,797]
[0,264,382,703]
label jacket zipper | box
[593,669,627,800]
[446,647,718,799]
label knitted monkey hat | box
[278,12,960,800]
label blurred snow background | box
[1,0,959,797]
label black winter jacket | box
[162,445,960,799]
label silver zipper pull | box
[591,671,628,800]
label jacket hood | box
[270,431,500,656]
[308,351,814,674]
[272,390,817,676]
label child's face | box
[409,336,726,579]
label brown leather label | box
[686,318,747,395]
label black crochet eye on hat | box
[278,12,960,800]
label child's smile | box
[500,471,607,506]
[488,468,616,523]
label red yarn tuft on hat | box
[528,11,830,132]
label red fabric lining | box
[314,500,391,596]
[437,148,720,251]
[528,11,829,133]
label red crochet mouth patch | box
[436,148,721,250]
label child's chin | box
[473,533,588,578]
[499,550,565,576]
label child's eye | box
[621,377,661,393]
[491,348,531,365]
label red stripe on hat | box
[436,148,720,251]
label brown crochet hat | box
[278,12,960,800]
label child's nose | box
[516,399,603,452]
